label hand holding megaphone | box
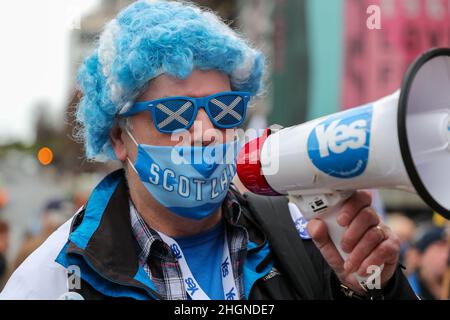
[237,47,450,290]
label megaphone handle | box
[320,206,351,260]
[289,192,371,289]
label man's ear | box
[110,124,128,162]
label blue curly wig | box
[75,0,266,161]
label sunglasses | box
[121,91,252,133]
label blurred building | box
[237,0,274,132]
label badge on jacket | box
[288,202,312,240]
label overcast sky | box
[0,0,99,145]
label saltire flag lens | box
[150,93,249,133]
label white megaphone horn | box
[237,47,450,289]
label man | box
[407,226,449,299]
[0,0,416,300]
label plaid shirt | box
[129,190,249,300]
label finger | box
[308,219,345,274]
[341,207,380,253]
[344,224,387,273]
[356,229,400,277]
[337,191,372,227]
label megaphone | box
[237,47,450,288]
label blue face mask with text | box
[126,130,240,220]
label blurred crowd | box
[0,182,90,291]
[386,213,450,299]
[0,200,68,285]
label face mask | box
[126,129,240,220]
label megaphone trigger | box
[288,191,377,289]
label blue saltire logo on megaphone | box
[307,104,373,179]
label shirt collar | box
[222,185,244,225]
[129,187,244,266]
[129,202,163,266]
